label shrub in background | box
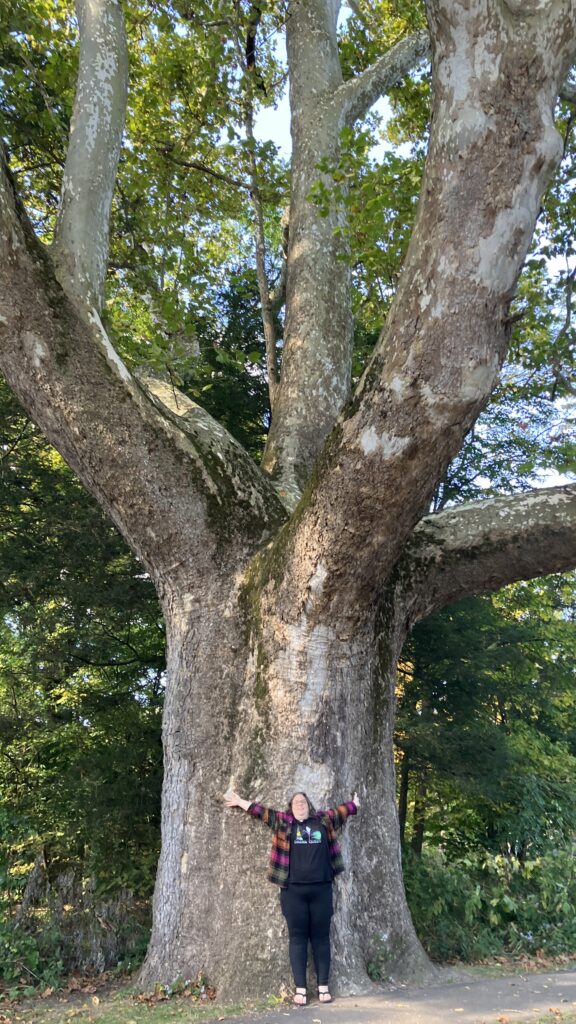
[404,846,576,963]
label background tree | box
[397,573,576,966]
[1,0,576,1000]
[0,379,164,980]
[397,575,576,858]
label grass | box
[1,983,280,1024]
[525,1016,576,1024]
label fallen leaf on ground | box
[66,977,97,995]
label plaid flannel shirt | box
[247,800,358,887]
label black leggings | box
[280,882,333,987]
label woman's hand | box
[352,791,360,808]
[224,789,251,811]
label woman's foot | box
[318,985,332,1003]
[293,988,307,1006]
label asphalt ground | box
[225,970,576,1024]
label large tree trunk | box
[140,581,248,990]
[140,575,432,998]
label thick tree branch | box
[337,29,431,127]
[337,27,574,128]
[0,155,286,589]
[52,0,128,313]
[401,485,576,622]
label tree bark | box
[400,485,576,624]
[52,0,128,314]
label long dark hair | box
[287,791,316,817]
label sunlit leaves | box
[0,0,76,234]
[338,0,427,82]
[1,0,289,387]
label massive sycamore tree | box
[1,0,576,999]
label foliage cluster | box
[404,845,576,963]
[397,578,576,861]
[0,379,163,993]
[396,576,576,968]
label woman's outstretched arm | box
[323,791,360,830]
[224,789,288,829]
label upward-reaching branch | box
[52,0,128,314]
[261,0,352,503]
[337,29,430,127]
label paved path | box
[227,971,576,1024]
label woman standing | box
[224,788,359,1006]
